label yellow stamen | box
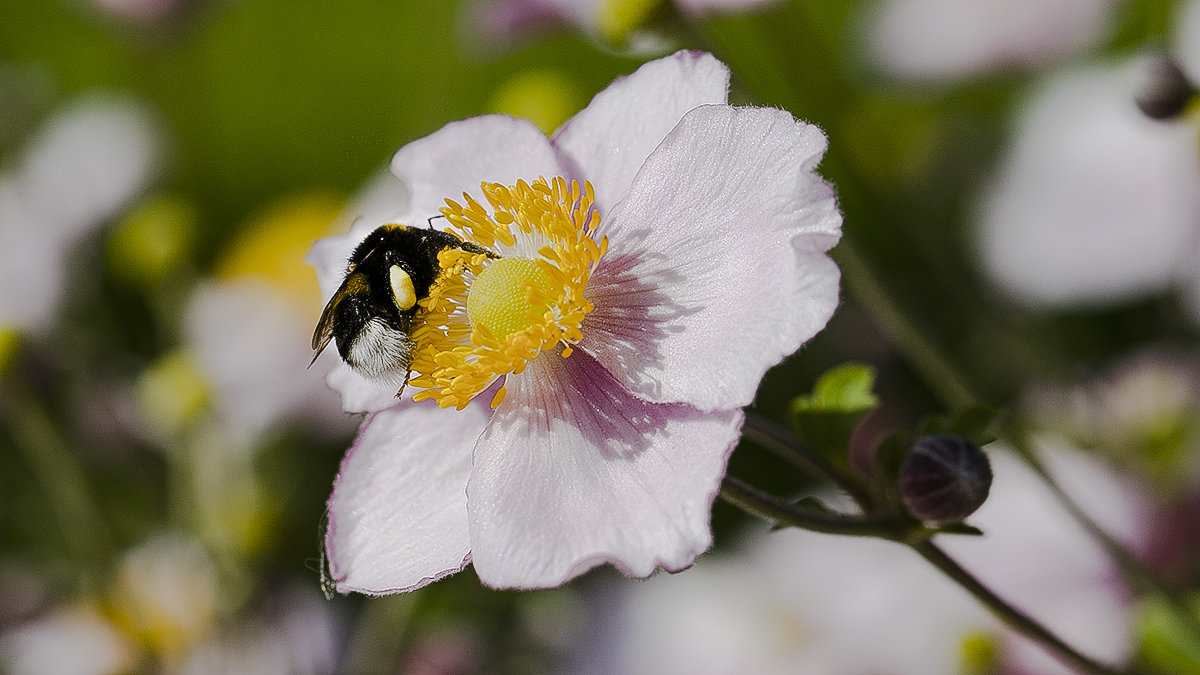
[407,177,607,409]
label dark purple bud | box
[1136,52,1196,121]
[899,434,992,523]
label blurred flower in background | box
[864,0,1118,81]
[975,58,1200,308]
[940,446,1154,674]
[601,527,994,675]
[0,532,341,675]
[598,443,1153,675]
[976,0,1200,309]
[0,94,160,334]
[468,0,780,49]
[182,192,355,445]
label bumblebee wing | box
[310,288,342,365]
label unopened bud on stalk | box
[1135,52,1195,121]
[899,434,992,522]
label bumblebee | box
[311,224,493,384]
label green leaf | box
[1136,593,1200,673]
[792,363,880,414]
[789,363,881,461]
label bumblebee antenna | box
[426,214,447,230]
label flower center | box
[466,257,553,340]
[406,177,607,410]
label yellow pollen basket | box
[406,177,607,410]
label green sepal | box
[789,363,880,460]
[929,522,985,537]
[873,428,914,484]
[917,405,1000,448]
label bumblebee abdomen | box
[330,287,414,377]
[311,224,496,385]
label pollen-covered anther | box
[406,177,605,410]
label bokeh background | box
[3,0,1200,672]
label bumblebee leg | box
[395,366,413,399]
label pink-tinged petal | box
[467,351,741,589]
[552,51,729,213]
[326,400,488,594]
[390,115,565,222]
[583,105,842,410]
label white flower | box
[0,95,160,332]
[864,0,1118,81]
[976,59,1200,307]
[309,51,842,592]
[0,607,135,675]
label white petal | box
[976,63,1200,307]
[0,179,64,331]
[583,105,842,410]
[1,608,135,675]
[467,351,741,589]
[326,401,488,594]
[552,50,729,213]
[390,114,564,223]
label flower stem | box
[832,236,979,410]
[718,475,901,539]
[720,476,1132,675]
[1010,429,1200,646]
[741,411,875,508]
[910,540,1131,675]
[3,382,113,580]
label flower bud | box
[899,434,992,522]
[1135,52,1195,121]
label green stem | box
[1010,429,1200,646]
[719,475,901,539]
[741,411,876,508]
[720,478,1131,675]
[4,382,113,578]
[911,540,1131,675]
[833,236,979,410]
